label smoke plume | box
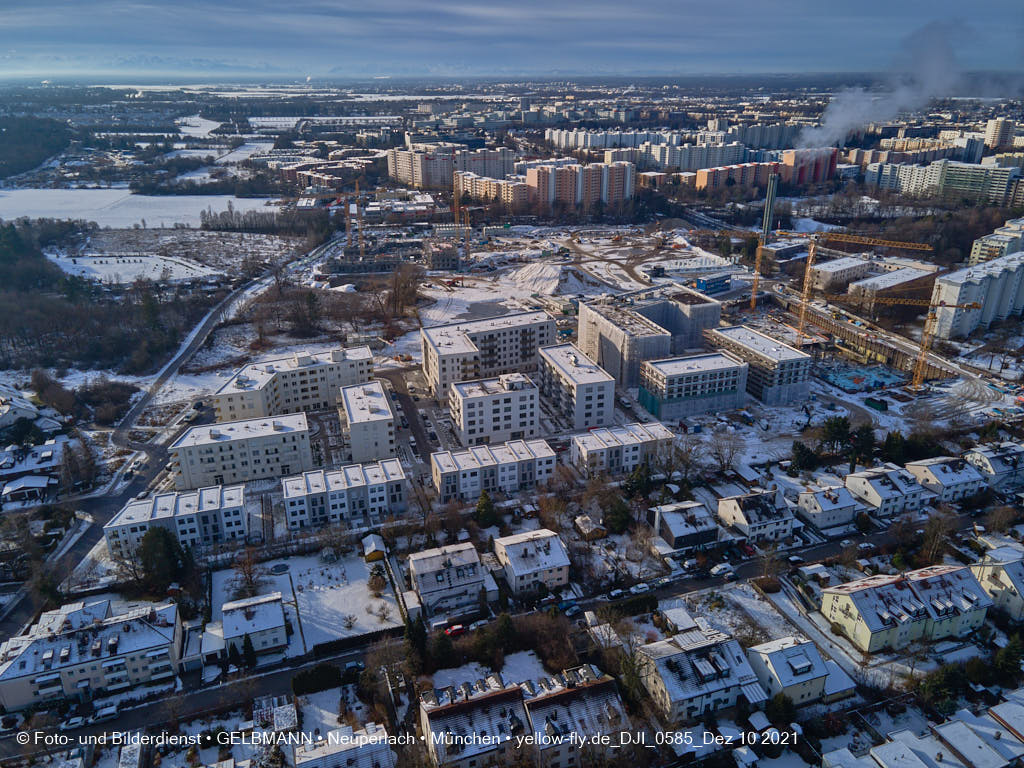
[798,21,965,148]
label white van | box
[92,705,118,723]
[709,563,734,578]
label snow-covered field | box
[0,188,279,228]
[176,115,222,138]
[47,252,221,283]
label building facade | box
[408,542,486,618]
[449,373,539,446]
[638,353,748,420]
[705,326,811,406]
[339,381,396,462]
[281,460,407,530]
[536,344,614,430]
[431,439,556,504]
[569,422,674,478]
[493,529,570,596]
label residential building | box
[536,344,614,430]
[986,117,1016,149]
[844,463,924,517]
[449,373,539,446]
[904,456,986,503]
[424,239,460,270]
[638,353,748,419]
[407,542,486,617]
[281,460,407,530]
[339,381,396,462]
[210,347,373,421]
[636,607,767,723]
[970,232,1023,266]
[717,490,796,543]
[525,161,636,207]
[796,485,860,529]
[104,485,247,559]
[293,724,396,768]
[0,600,179,711]
[695,162,782,192]
[387,144,515,189]
[520,666,630,768]
[418,673,529,768]
[577,288,721,386]
[493,529,570,596]
[808,256,872,291]
[430,439,556,504]
[220,592,287,656]
[930,253,1024,339]
[963,441,1024,489]
[453,171,530,208]
[866,158,1021,204]
[745,637,829,706]
[821,566,992,653]
[0,383,40,431]
[647,501,719,553]
[705,326,811,406]
[168,414,314,490]
[847,267,936,312]
[421,311,556,401]
[971,547,1024,622]
[569,422,673,478]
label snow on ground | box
[47,252,221,283]
[430,651,549,690]
[792,217,843,233]
[298,687,344,737]
[0,189,279,228]
[677,583,795,642]
[215,142,274,164]
[176,115,222,138]
[504,262,606,296]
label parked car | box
[606,589,625,600]
[857,543,875,554]
[539,595,558,606]
[92,705,119,724]
[60,717,87,731]
[840,539,853,549]
[556,599,577,611]
[468,620,489,631]
[709,563,734,578]
[444,624,466,637]
[629,583,651,595]
[563,605,582,618]
[787,555,804,565]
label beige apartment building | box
[537,343,614,430]
[169,413,314,490]
[449,373,538,446]
[211,346,373,421]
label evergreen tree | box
[475,489,499,527]
[242,634,257,670]
[228,643,242,670]
[138,527,185,592]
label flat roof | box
[213,346,372,396]
[421,311,553,356]
[171,413,308,449]
[281,459,405,499]
[106,485,245,529]
[340,381,394,424]
[431,439,554,474]
[451,373,536,399]
[645,352,745,377]
[812,256,869,273]
[539,344,613,386]
[709,326,810,363]
[572,422,674,452]
[849,267,931,291]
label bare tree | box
[921,508,954,564]
[709,433,743,473]
[232,547,268,599]
[987,505,1018,533]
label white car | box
[60,716,87,731]
[629,583,651,595]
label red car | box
[444,624,466,637]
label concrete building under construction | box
[576,286,722,386]
[705,326,811,406]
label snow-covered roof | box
[965,442,1024,477]
[408,542,481,574]
[293,723,395,768]
[948,708,1024,764]
[494,529,570,577]
[652,501,718,537]
[708,326,809,363]
[538,344,614,386]
[221,592,285,640]
[0,435,70,479]
[747,636,828,690]
[422,311,553,356]
[214,346,371,396]
[281,460,405,499]
[905,456,985,488]
[519,666,627,747]
[846,462,922,500]
[171,413,308,448]
[849,266,931,291]
[340,381,394,424]
[0,601,177,681]
[871,729,966,768]
[799,485,857,511]
[451,373,537,400]
[106,485,245,529]
[571,422,673,453]
[719,490,793,525]
[905,565,993,620]
[431,439,553,474]
[644,352,746,378]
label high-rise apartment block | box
[421,311,557,401]
[638,353,748,420]
[525,161,635,208]
[536,343,614,430]
[449,373,539,446]
[986,117,1016,149]
[387,144,515,189]
[930,252,1024,339]
[169,414,314,490]
[211,347,373,422]
[705,326,811,406]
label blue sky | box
[0,0,1021,78]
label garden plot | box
[677,583,795,644]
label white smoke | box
[798,21,964,148]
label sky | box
[0,0,1022,79]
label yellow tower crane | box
[821,294,981,391]
[775,231,933,345]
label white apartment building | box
[169,413,314,490]
[717,490,796,543]
[281,460,407,530]
[294,724,396,768]
[431,439,556,504]
[0,600,180,711]
[930,252,1024,339]
[570,422,673,478]
[904,456,986,503]
[796,485,860,529]
[493,529,570,596]
[808,256,872,291]
[449,373,538,446]
[104,485,247,559]
[421,311,557,401]
[407,542,486,617]
[537,344,614,430]
[705,326,811,406]
[638,353,748,420]
[339,381,396,462]
[963,441,1024,489]
[636,607,766,724]
[844,463,925,517]
[211,347,373,422]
